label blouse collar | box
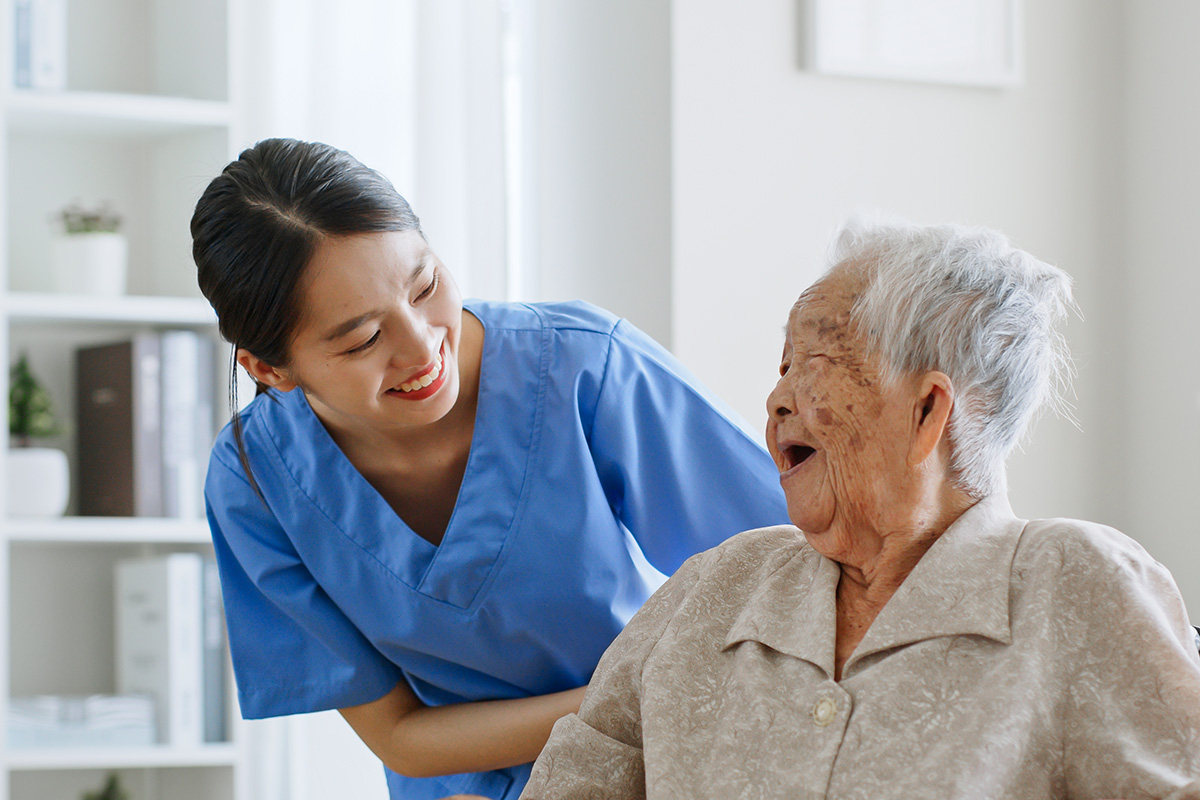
[723,494,1026,680]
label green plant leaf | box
[8,353,60,443]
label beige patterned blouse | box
[522,495,1200,799]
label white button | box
[812,697,837,726]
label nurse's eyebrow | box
[320,257,432,342]
[323,310,384,342]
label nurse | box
[191,138,788,800]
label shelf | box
[2,293,217,326]
[5,517,211,544]
[6,743,238,771]
[2,0,245,796]
[3,90,233,137]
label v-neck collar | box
[256,301,546,610]
[722,495,1026,680]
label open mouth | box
[782,445,816,471]
[387,342,447,397]
[398,352,443,393]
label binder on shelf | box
[76,330,216,518]
[115,553,205,747]
[202,557,228,743]
[12,0,66,90]
[161,330,215,519]
[13,0,31,87]
[7,694,155,748]
[76,334,164,517]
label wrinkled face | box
[281,229,465,435]
[765,275,916,541]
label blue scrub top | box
[205,300,789,799]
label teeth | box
[397,353,444,393]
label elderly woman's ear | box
[907,371,954,468]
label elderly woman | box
[518,219,1200,799]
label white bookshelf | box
[4,91,233,135]
[6,517,212,545]
[2,293,217,326]
[7,743,240,771]
[0,0,246,798]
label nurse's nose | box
[387,319,440,369]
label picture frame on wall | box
[805,0,1023,88]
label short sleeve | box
[205,446,402,719]
[1051,527,1200,798]
[522,554,706,799]
[589,319,789,574]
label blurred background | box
[2,0,1197,797]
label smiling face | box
[765,273,922,550]
[260,229,467,437]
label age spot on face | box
[816,407,835,426]
[817,320,843,340]
[850,368,875,389]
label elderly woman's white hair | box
[832,216,1077,498]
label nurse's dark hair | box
[190,138,423,495]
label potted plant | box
[82,773,130,800]
[50,201,129,296]
[8,353,69,517]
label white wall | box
[671,2,1126,532]
[527,0,673,346]
[411,0,508,302]
[1119,0,1200,614]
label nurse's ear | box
[236,348,298,393]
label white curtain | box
[236,0,530,301]
[238,0,417,199]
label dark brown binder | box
[75,335,163,516]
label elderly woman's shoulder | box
[1005,515,1195,664]
[1012,514,1173,587]
[640,524,815,635]
[680,524,814,584]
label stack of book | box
[75,330,217,518]
[114,552,228,747]
[7,694,155,749]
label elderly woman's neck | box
[827,485,976,679]
[835,486,975,595]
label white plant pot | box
[7,446,69,518]
[51,232,129,296]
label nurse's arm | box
[339,679,586,778]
